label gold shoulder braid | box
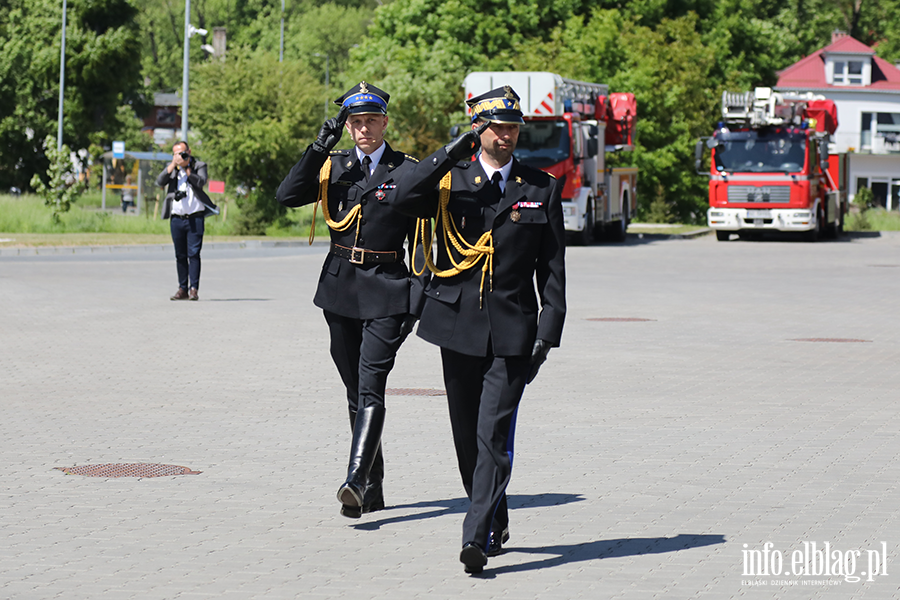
[412,171,494,309]
[308,157,363,246]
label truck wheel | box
[608,213,628,243]
[715,231,730,241]
[804,206,824,242]
[575,205,594,246]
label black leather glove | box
[527,339,552,384]
[312,105,350,154]
[398,314,418,342]
[445,120,490,161]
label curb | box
[0,239,329,257]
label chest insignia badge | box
[510,202,521,222]
[375,189,386,201]
[461,216,467,229]
[474,176,482,185]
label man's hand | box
[527,339,552,384]
[398,314,418,342]
[312,105,350,153]
[445,120,490,161]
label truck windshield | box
[713,129,806,173]
[514,121,570,168]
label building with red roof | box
[776,32,900,208]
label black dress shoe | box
[487,527,509,557]
[460,542,487,574]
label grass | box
[0,192,329,246]
[845,208,900,231]
[628,223,710,235]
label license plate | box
[746,209,771,218]
[753,219,764,226]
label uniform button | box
[361,198,368,205]
[358,238,365,245]
[435,291,440,296]
[433,157,438,165]
[360,219,366,225]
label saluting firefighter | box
[391,86,566,573]
[276,82,426,519]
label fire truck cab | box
[464,71,638,244]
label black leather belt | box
[171,211,204,219]
[330,243,400,265]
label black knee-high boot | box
[338,406,385,518]
[341,409,385,517]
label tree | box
[30,135,87,223]
[0,0,141,192]
[348,0,582,157]
[190,47,323,233]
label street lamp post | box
[279,0,285,62]
[57,0,67,153]
[181,0,191,142]
[181,0,207,142]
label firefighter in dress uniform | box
[276,82,426,519]
[390,86,566,573]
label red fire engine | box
[698,87,847,241]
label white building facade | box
[776,33,900,209]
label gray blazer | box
[155,158,219,219]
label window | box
[860,112,900,151]
[833,60,864,85]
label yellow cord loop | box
[308,157,363,245]
[411,171,494,308]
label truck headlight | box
[562,205,576,216]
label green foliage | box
[0,0,141,192]
[29,136,88,223]
[853,186,876,210]
[349,0,581,157]
[190,47,323,234]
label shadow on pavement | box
[479,533,727,577]
[205,298,273,301]
[353,492,586,531]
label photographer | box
[156,141,219,301]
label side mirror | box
[587,138,598,157]
[694,139,705,173]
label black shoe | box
[460,542,488,574]
[487,527,509,557]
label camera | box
[179,151,190,160]
[174,190,187,201]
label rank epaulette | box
[403,154,419,163]
[329,149,350,156]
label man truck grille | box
[727,186,791,203]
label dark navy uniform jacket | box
[276,142,427,320]
[391,147,566,357]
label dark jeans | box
[170,214,204,290]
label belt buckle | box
[349,247,365,264]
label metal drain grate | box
[55,463,201,478]
[386,388,446,396]
[586,318,656,322]
[790,338,872,343]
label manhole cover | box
[586,318,656,322]
[789,338,872,343]
[55,463,201,478]
[386,388,446,396]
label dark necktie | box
[491,171,503,200]
[362,155,371,182]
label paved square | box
[1,233,898,599]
